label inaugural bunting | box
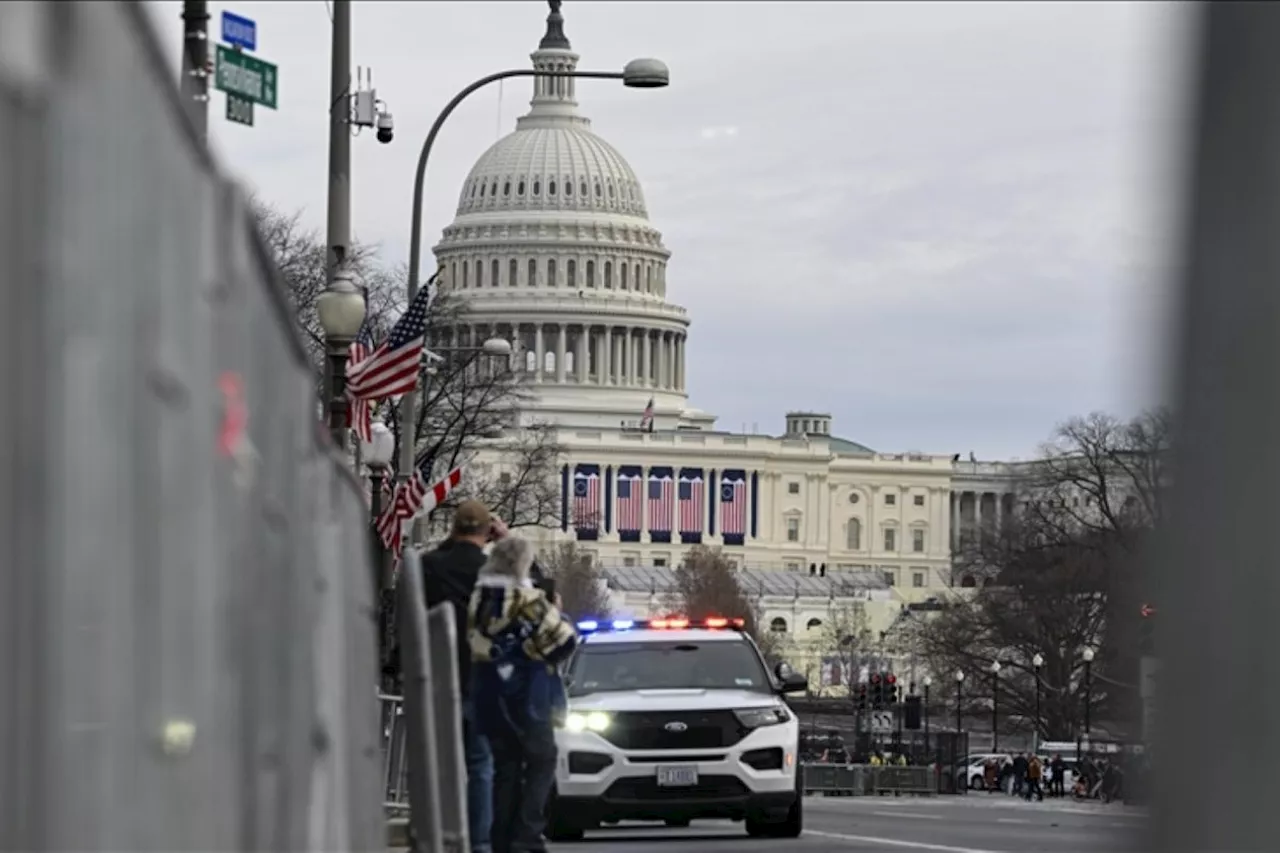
[720,469,748,546]
[678,467,705,544]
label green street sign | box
[214,44,278,110]
[226,93,254,126]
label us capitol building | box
[434,4,1017,679]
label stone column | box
[534,324,545,384]
[621,327,632,386]
[951,492,961,551]
[642,329,653,387]
[602,326,613,385]
[575,326,588,383]
[556,324,567,383]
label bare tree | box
[818,603,876,698]
[541,542,612,621]
[917,409,1168,738]
[253,202,566,532]
[669,547,783,662]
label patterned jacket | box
[468,576,578,733]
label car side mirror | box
[780,672,807,694]
[775,661,794,679]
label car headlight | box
[566,711,611,732]
[734,707,790,729]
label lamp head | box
[361,421,395,467]
[990,661,1002,674]
[923,675,932,688]
[954,670,965,683]
[622,57,670,88]
[482,337,513,356]
[316,268,366,339]
[1082,647,1095,663]
[1032,653,1044,668]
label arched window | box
[634,263,642,291]
[846,518,862,550]
[509,259,518,287]
[567,259,577,287]
[548,179,557,197]
[462,262,469,288]
[475,260,484,288]
[580,179,588,197]
[770,617,788,633]
[806,618,823,631]
[646,265,652,292]
[491,259,499,288]
[479,182,486,197]
[517,180,526,196]
[620,263,628,290]
[544,350,555,373]
[565,179,573,197]
[533,179,541,196]
[960,575,977,588]
[450,262,457,289]
[548,258,558,287]
[528,259,537,287]
[524,349,537,372]
[604,261,613,289]
[586,260,596,287]
[503,181,511,197]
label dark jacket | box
[421,538,487,698]
[468,577,577,736]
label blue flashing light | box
[576,620,600,632]
[612,619,635,631]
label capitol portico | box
[440,4,1025,609]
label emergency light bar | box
[575,617,746,634]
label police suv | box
[545,617,808,841]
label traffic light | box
[869,673,883,708]
[885,673,899,705]
[856,683,868,711]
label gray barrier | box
[802,764,935,797]
[395,550,471,852]
[0,2,382,849]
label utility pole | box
[180,0,210,142]
[326,0,352,278]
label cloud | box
[142,0,1192,458]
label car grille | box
[598,710,747,750]
[604,775,750,802]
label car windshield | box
[568,639,772,696]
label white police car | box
[545,617,807,841]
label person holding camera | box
[421,499,507,853]
[469,535,577,853]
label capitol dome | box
[434,3,704,431]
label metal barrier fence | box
[0,2,382,850]
[388,549,471,853]
[802,764,937,797]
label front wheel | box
[544,790,588,842]
[745,792,803,839]
[665,818,691,828]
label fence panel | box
[0,2,382,850]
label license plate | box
[656,765,698,787]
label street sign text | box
[226,93,254,127]
[221,11,257,52]
[869,710,895,733]
[214,45,278,110]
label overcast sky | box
[145,0,1194,459]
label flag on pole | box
[720,472,748,542]
[346,317,379,442]
[346,269,440,401]
[377,464,464,556]
[640,397,655,432]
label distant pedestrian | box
[1025,755,1044,801]
[422,499,508,853]
[1049,754,1066,797]
[469,535,578,853]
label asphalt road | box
[562,794,1146,853]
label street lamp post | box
[315,266,366,452]
[1079,646,1095,757]
[360,421,395,687]
[954,670,965,793]
[395,57,669,493]
[1032,653,1044,751]
[990,661,1002,754]
[923,675,932,757]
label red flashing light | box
[667,618,690,629]
[650,618,670,629]
[886,673,897,685]
[706,618,728,628]
[1140,603,1157,618]
[870,673,882,684]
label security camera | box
[376,110,394,144]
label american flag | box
[640,397,655,432]
[720,474,747,539]
[347,270,439,401]
[346,318,378,442]
[647,474,673,534]
[678,474,704,535]
[616,471,643,533]
[376,464,464,555]
[573,470,600,532]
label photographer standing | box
[469,536,578,853]
[421,499,506,853]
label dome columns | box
[452,319,685,391]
